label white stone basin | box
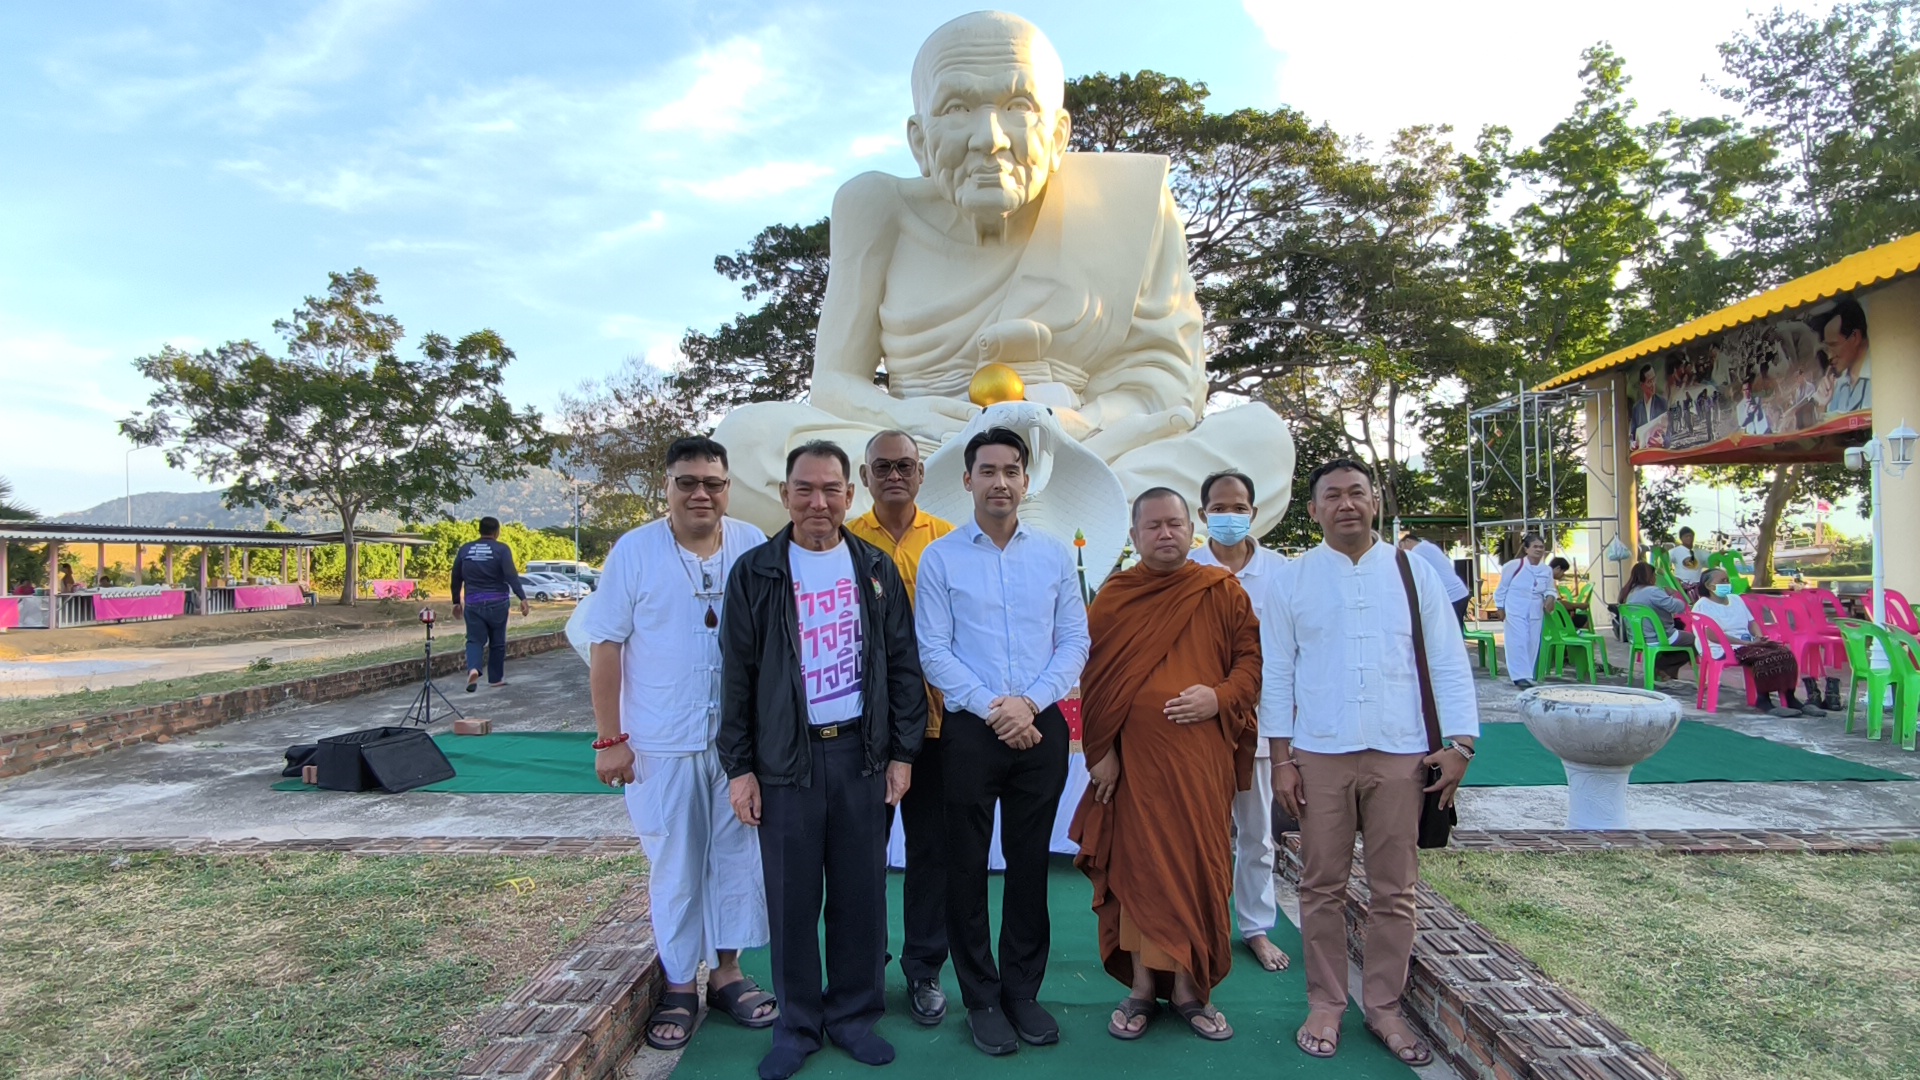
[1517,685,1681,830]
[1519,685,1681,767]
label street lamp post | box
[1845,419,1918,629]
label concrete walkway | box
[2,646,1919,840]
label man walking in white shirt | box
[915,426,1091,1057]
[1267,459,1480,1067]
[1398,531,1472,627]
[1188,469,1290,974]
[582,436,777,1051]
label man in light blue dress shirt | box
[915,426,1090,1057]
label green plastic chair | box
[1619,603,1695,690]
[1880,627,1920,751]
[1462,628,1499,678]
[1649,547,1684,593]
[1833,618,1897,736]
[1535,605,1600,682]
[1705,552,1750,594]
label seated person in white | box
[1689,568,1825,717]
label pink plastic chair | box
[1681,612,1758,713]
[1744,594,1827,680]
[1863,588,1920,635]
[1789,591,1849,672]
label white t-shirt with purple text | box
[789,541,864,726]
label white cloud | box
[850,133,902,158]
[590,211,670,250]
[670,161,836,202]
[642,38,772,135]
[1240,0,1828,148]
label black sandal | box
[706,977,778,1029]
[1172,999,1233,1041]
[645,990,700,1050]
[1107,996,1157,1040]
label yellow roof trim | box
[1537,231,1920,391]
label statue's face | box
[908,38,1069,224]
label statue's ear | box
[1049,109,1071,171]
[906,115,932,178]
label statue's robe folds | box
[1069,561,1262,998]
[711,153,1295,536]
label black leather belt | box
[808,722,855,740]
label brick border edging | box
[1283,833,1684,1080]
[0,834,662,1080]
[0,631,570,780]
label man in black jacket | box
[721,439,928,1080]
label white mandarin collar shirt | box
[579,516,767,753]
[914,517,1090,719]
[1191,542,1289,756]
[1262,538,1480,754]
[1412,539,1471,603]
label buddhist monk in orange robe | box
[1070,487,1262,1042]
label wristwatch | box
[1444,740,1476,761]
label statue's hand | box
[978,319,1052,368]
[1083,405,1195,460]
[887,395,981,443]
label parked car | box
[527,560,602,590]
[519,573,588,602]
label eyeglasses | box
[868,458,918,478]
[670,475,730,494]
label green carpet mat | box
[272,725,1911,795]
[1466,721,1912,786]
[669,864,1415,1078]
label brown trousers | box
[1294,748,1425,1023]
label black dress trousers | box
[757,733,889,1053]
[941,706,1070,1012]
[895,733,948,983]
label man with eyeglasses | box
[580,436,778,1052]
[846,429,955,1026]
[721,440,928,1080]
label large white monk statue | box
[713,10,1295,563]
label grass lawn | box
[0,850,644,1079]
[0,616,570,735]
[1423,847,1920,1080]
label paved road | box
[0,627,428,698]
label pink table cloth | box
[232,584,306,611]
[370,579,416,600]
[92,590,187,622]
[0,597,19,630]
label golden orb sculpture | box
[968,363,1027,406]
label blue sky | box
[1,0,1818,516]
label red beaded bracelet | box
[591,733,630,751]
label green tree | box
[675,219,830,413]
[121,269,556,604]
[560,357,702,530]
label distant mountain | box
[52,468,580,531]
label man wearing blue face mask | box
[1189,470,1291,974]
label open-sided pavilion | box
[1540,232,1920,619]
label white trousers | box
[1504,609,1545,683]
[1231,755,1278,938]
[625,747,769,985]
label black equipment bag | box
[282,744,319,777]
[316,726,454,793]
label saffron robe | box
[1069,560,1262,996]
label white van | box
[527,560,600,590]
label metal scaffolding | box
[1465,382,1621,609]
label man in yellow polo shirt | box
[848,428,955,1026]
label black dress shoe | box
[909,978,947,1025]
[1003,998,1059,1045]
[967,1006,1019,1056]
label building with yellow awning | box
[1539,231,1920,613]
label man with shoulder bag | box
[1264,459,1480,1067]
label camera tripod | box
[403,614,464,727]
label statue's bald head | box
[911,11,1065,119]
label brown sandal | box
[1107,996,1157,1040]
[1296,1010,1341,1058]
[645,990,699,1050]
[1366,1019,1434,1066]
[1172,998,1232,1041]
